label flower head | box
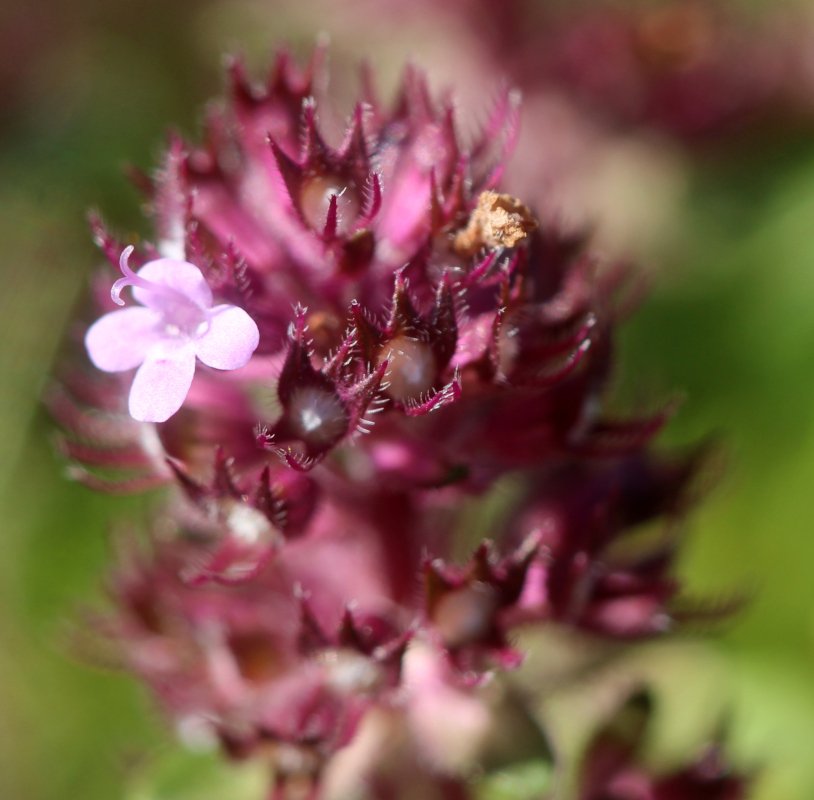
[52,45,747,800]
[85,246,259,422]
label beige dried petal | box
[454,191,538,256]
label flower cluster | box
[55,47,744,799]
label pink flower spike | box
[85,248,260,423]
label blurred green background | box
[2,1,814,798]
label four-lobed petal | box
[195,305,260,370]
[85,306,162,372]
[129,341,197,422]
[132,258,213,310]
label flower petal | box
[133,259,213,309]
[85,307,162,372]
[195,304,260,370]
[128,342,196,422]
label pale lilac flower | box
[85,246,259,423]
